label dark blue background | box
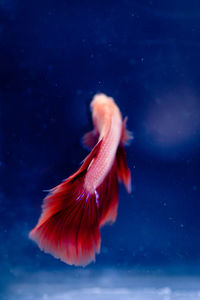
[1,0,200,284]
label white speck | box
[94,190,99,207]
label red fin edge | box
[116,145,131,193]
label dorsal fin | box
[121,117,133,145]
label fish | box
[29,93,132,266]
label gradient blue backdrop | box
[1,0,200,292]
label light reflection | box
[140,89,200,157]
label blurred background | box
[1,0,200,299]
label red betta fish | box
[29,93,132,266]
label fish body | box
[85,94,123,193]
[29,93,132,266]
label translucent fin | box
[121,117,133,145]
[82,129,99,149]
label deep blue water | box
[1,0,200,298]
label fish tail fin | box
[29,141,102,266]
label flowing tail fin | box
[29,141,102,266]
[29,141,131,266]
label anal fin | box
[116,145,131,193]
